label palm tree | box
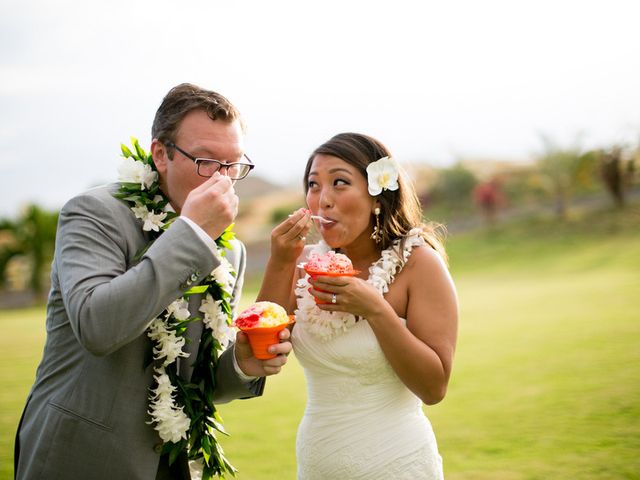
[0,204,59,296]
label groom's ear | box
[150,139,167,174]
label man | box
[14,83,291,479]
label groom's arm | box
[213,347,265,403]
[57,188,219,356]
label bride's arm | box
[256,209,311,313]
[310,246,458,405]
[371,247,458,404]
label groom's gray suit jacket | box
[15,184,263,480]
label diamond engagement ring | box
[331,293,337,304]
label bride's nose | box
[319,187,334,210]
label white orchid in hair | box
[366,156,400,196]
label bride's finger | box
[316,301,348,313]
[273,211,311,244]
[316,290,340,305]
[286,217,312,244]
[309,276,350,290]
[286,208,310,225]
[273,207,305,229]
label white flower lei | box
[114,138,237,479]
[294,228,426,340]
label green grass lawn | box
[0,306,46,477]
[1,204,639,479]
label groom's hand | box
[182,172,238,240]
[235,328,292,376]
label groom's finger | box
[234,332,255,360]
[278,327,291,340]
[268,338,292,356]
[261,350,289,375]
[192,171,232,194]
[262,364,283,375]
[235,330,249,344]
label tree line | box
[423,140,638,225]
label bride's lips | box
[319,216,337,229]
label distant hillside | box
[459,157,534,180]
[235,175,285,200]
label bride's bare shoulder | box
[407,245,447,269]
[405,245,449,275]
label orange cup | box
[303,268,360,304]
[238,315,295,360]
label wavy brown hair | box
[303,132,447,262]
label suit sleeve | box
[56,192,219,356]
[212,348,265,403]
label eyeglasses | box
[166,142,255,180]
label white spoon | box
[289,214,333,224]
[310,215,333,224]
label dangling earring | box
[371,207,382,244]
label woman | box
[258,132,458,479]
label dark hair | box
[151,83,243,159]
[303,132,447,261]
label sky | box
[1,0,639,217]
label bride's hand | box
[309,275,385,319]
[269,208,311,264]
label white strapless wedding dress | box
[292,233,444,479]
